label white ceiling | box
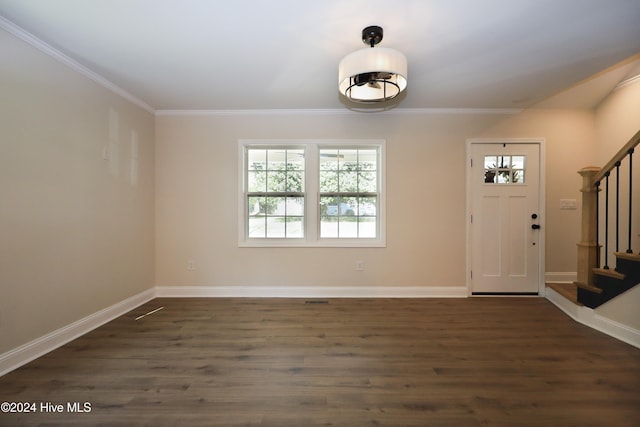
[1,0,639,111]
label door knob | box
[531,224,541,230]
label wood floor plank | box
[1,297,639,426]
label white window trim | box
[238,139,386,247]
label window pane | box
[341,197,357,216]
[285,217,304,238]
[266,217,286,238]
[320,150,339,170]
[287,171,304,192]
[359,172,377,192]
[514,169,525,183]
[339,217,358,238]
[248,196,265,215]
[359,196,377,216]
[484,156,497,169]
[320,216,338,238]
[267,171,286,192]
[267,149,287,171]
[320,171,338,193]
[248,149,267,171]
[512,156,524,169]
[288,149,305,170]
[358,217,377,238]
[498,156,510,168]
[267,197,286,215]
[359,150,377,170]
[340,150,358,171]
[248,216,266,238]
[484,171,496,183]
[286,197,304,216]
[248,171,266,192]
[340,171,358,192]
[321,196,339,216]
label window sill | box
[238,238,386,248]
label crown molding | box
[155,107,523,117]
[615,73,640,91]
[0,15,155,114]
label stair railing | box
[577,129,640,287]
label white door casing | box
[467,140,545,295]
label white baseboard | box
[155,285,469,298]
[0,288,155,377]
[545,272,577,283]
[545,286,640,349]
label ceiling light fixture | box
[338,26,407,103]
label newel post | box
[576,167,601,286]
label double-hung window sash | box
[246,147,305,238]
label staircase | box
[575,130,640,308]
[577,252,640,308]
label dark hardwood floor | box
[1,297,639,426]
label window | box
[247,148,305,238]
[319,148,378,238]
[483,155,525,184]
[239,140,385,247]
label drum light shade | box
[338,26,407,103]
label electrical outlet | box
[187,260,196,271]
[355,260,364,271]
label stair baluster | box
[627,148,634,255]
[603,171,610,270]
[615,161,620,257]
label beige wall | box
[155,109,595,289]
[0,29,155,354]
[596,80,640,162]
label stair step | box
[615,252,640,262]
[546,282,582,305]
[593,268,625,280]
[575,281,602,294]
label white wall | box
[155,109,595,291]
[0,29,156,354]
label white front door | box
[469,142,542,294]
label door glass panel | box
[484,155,526,184]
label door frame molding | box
[466,138,546,296]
